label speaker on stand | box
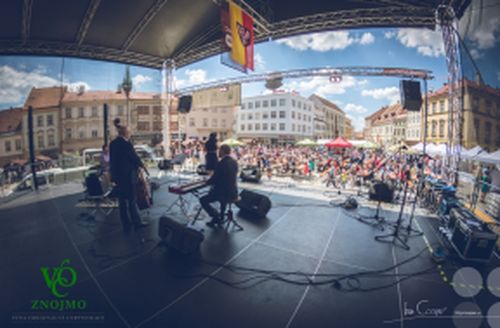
[400,80,422,111]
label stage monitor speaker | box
[177,95,192,114]
[236,189,271,218]
[400,80,422,111]
[158,216,204,254]
[240,166,262,183]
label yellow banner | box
[229,1,245,67]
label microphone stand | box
[375,169,411,250]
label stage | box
[1,174,499,328]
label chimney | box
[77,85,85,95]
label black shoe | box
[134,221,149,230]
[206,219,222,228]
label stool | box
[222,200,243,231]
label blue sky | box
[1,23,499,131]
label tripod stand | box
[375,171,411,250]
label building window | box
[47,114,54,126]
[255,101,260,108]
[153,122,162,131]
[91,106,98,117]
[212,119,217,128]
[439,120,445,137]
[37,134,45,148]
[432,102,437,114]
[255,113,261,120]
[270,123,276,131]
[248,102,253,109]
[221,119,226,128]
[439,100,445,113]
[298,113,302,120]
[211,108,218,113]
[292,111,295,119]
[271,111,277,119]
[263,100,269,108]
[65,108,72,119]
[263,123,268,130]
[279,111,286,118]
[474,119,480,139]
[431,121,437,137]
[203,118,208,127]
[189,118,195,127]
[292,124,295,132]
[5,140,11,152]
[138,122,150,131]
[485,122,492,144]
[241,113,245,120]
[48,133,55,146]
[37,115,44,127]
[279,98,286,106]
[472,97,479,110]
[263,112,269,119]
[118,105,124,116]
[255,123,261,131]
[248,113,253,120]
[79,129,85,139]
[153,106,161,115]
[248,124,252,131]
[292,99,296,107]
[241,124,245,131]
[485,100,492,115]
[65,128,72,140]
[15,139,21,150]
[270,99,277,107]
[241,103,245,109]
[78,107,85,118]
[137,106,149,115]
[91,129,98,138]
[279,123,285,131]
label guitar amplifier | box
[450,215,497,262]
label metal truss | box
[21,0,33,44]
[122,0,169,50]
[437,5,463,186]
[76,0,101,45]
[177,66,433,94]
[0,40,165,69]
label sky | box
[1,5,499,133]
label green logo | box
[40,259,77,298]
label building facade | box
[344,117,353,140]
[185,106,236,141]
[309,94,345,139]
[405,110,421,145]
[237,93,314,143]
[0,108,23,166]
[365,103,408,146]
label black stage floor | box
[1,176,500,328]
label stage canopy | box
[0,0,469,69]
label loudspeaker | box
[158,216,204,254]
[240,166,262,183]
[177,95,192,113]
[85,173,103,196]
[450,217,497,262]
[236,189,271,218]
[400,80,422,111]
[369,182,394,203]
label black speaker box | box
[450,217,497,262]
[400,80,422,111]
[158,216,204,254]
[85,173,103,196]
[178,95,192,113]
[236,189,271,218]
[369,182,394,203]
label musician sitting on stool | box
[200,144,238,228]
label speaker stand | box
[357,201,386,231]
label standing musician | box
[109,123,149,232]
[204,132,218,175]
[200,144,238,228]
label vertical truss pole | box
[438,5,463,186]
[162,59,175,159]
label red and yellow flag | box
[229,1,254,71]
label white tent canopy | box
[476,149,500,165]
[462,146,484,159]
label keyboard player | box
[200,144,238,228]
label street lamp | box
[121,66,133,127]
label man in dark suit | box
[200,144,238,227]
[109,125,149,231]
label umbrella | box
[360,141,380,149]
[325,137,353,148]
[221,138,245,147]
[295,139,317,146]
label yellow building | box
[0,108,24,167]
[344,117,353,140]
[423,80,500,151]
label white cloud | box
[359,32,375,45]
[276,31,376,52]
[345,103,368,114]
[174,68,209,89]
[284,75,360,97]
[254,53,266,70]
[0,65,58,105]
[65,81,91,93]
[384,31,396,39]
[362,86,400,104]
[469,48,483,60]
[358,79,369,86]
[396,28,444,57]
[132,74,152,87]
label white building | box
[237,93,314,143]
[405,110,421,145]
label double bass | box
[136,168,152,210]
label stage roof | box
[0,0,470,69]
